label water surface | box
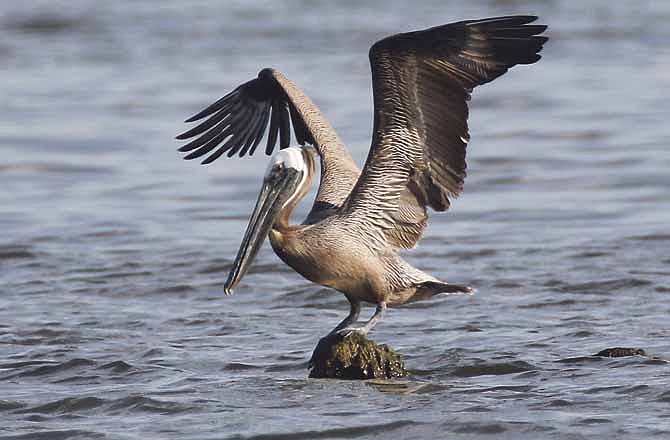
[1,1,670,439]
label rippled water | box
[2,1,670,439]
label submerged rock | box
[308,332,407,380]
[594,347,647,358]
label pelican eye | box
[266,163,285,183]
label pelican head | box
[224,146,314,294]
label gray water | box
[2,1,670,439]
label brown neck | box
[273,148,316,232]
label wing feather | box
[177,68,360,213]
[340,16,547,248]
[278,101,291,149]
[177,72,301,163]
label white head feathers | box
[266,146,307,175]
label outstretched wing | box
[340,16,548,248]
[176,68,313,164]
[177,68,360,210]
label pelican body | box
[177,16,548,335]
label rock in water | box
[594,347,647,358]
[308,332,407,380]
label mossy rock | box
[593,347,646,358]
[308,332,407,380]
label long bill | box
[223,169,302,295]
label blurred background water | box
[1,1,669,439]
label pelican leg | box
[310,299,363,368]
[337,301,387,337]
[329,299,361,335]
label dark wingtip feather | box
[201,146,229,165]
[177,110,231,140]
[177,127,221,152]
[178,142,199,153]
[475,15,539,25]
[183,89,239,123]
[265,101,280,155]
[176,129,197,140]
[200,155,216,165]
[184,109,213,123]
[534,24,549,34]
[183,147,211,161]
[278,103,291,149]
[247,106,271,156]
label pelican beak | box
[224,167,302,294]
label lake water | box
[1,1,670,439]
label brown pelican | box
[177,16,547,336]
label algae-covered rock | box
[594,347,647,358]
[308,332,406,380]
